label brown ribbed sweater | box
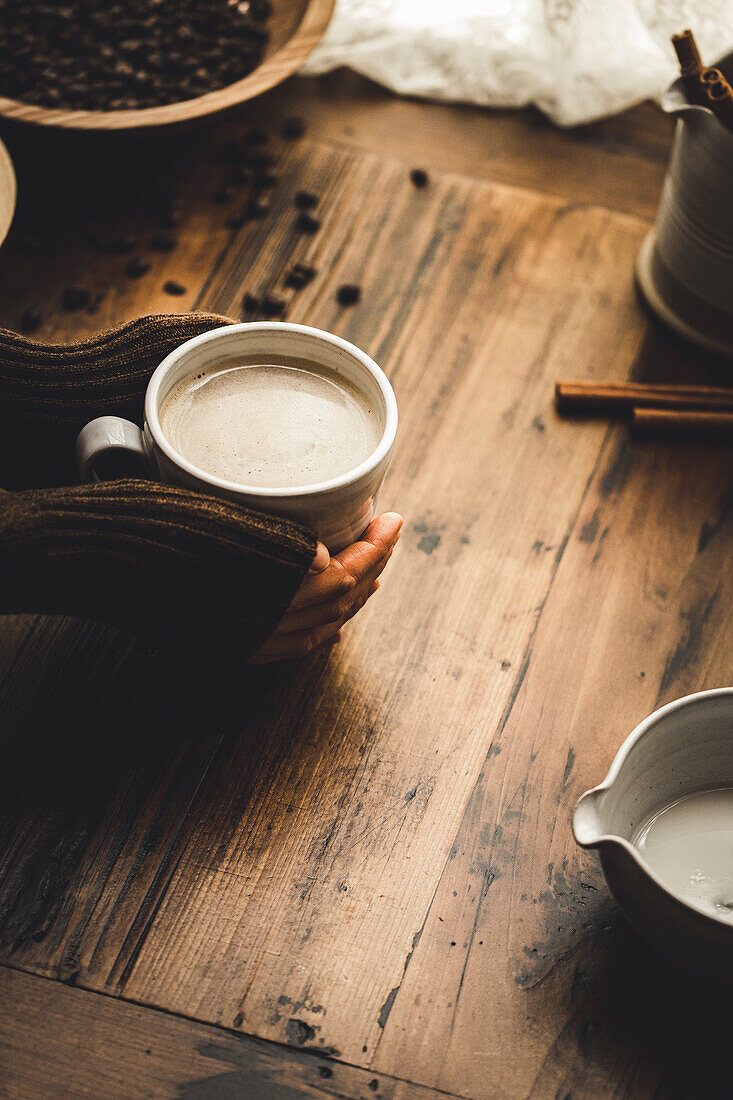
[0,315,317,658]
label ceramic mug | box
[76,322,398,552]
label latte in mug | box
[160,355,382,489]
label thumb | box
[308,541,330,574]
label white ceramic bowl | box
[573,688,733,985]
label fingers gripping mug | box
[76,323,398,553]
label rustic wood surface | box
[0,965,457,1099]
[1,72,731,1098]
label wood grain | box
[0,965,458,1099]
[373,418,733,1097]
[2,93,726,1100]
[260,72,674,219]
[0,0,334,130]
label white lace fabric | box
[303,0,733,125]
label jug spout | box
[572,788,605,848]
[661,76,716,120]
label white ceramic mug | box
[76,322,398,552]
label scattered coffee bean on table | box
[410,168,429,188]
[254,168,278,189]
[62,286,92,311]
[246,127,270,146]
[285,263,317,290]
[242,293,260,312]
[281,116,306,139]
[163,280,186,296]
[294,191,319,211]
[261,295,286,317]
[247,197,271,219]
[155,204,181,230]
[87,285,109,314]
[19,309,42,335]
[150,234,177,253]
[295,213,320,235]
[225,212,247,230]
[336,284,362,307]
[125,257,151,279]
[0,1,271,111]
[250,0,272,21]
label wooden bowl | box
[0,137,16,246]
[0,0,334,131]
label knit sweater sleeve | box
[0,312,238,489]
[0,480,317,660]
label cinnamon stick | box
[706,75,733,130]
[555,380,733,415]
[632,407,733,439]
[672,30,705,102]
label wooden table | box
[1,72,732,1099]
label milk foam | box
[634,787,733,922]
[160,359,381,489]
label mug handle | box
[76,416,150,481]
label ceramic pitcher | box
[636,50,733,357]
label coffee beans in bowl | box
[0,0,270,111]
[0,0,334,129]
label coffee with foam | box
[160,356,382,490]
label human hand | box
[249,512,403,664]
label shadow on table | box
[0,614,345,967]
[546,916,733,1096]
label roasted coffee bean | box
[155,205,181,230]
[245,126,270,145]
[285,262,316,289]
[225,212,246,229]
[294,191,319,211]
[150,234,177,252]
[247,196,270,219]
[336,284,361,307]
[254,168,278,188]
[295,212,320,235]
[242,293,260,312]
[62,286,91,311]
[250,0,272,22]
[281,116,306,139]
[261,294,285,317]
[163,280,186,296]
[125,257,151,278]
[0,0,271,111]
[87,285,109,314]
[19,308,42,335]
[410,168,429,188]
